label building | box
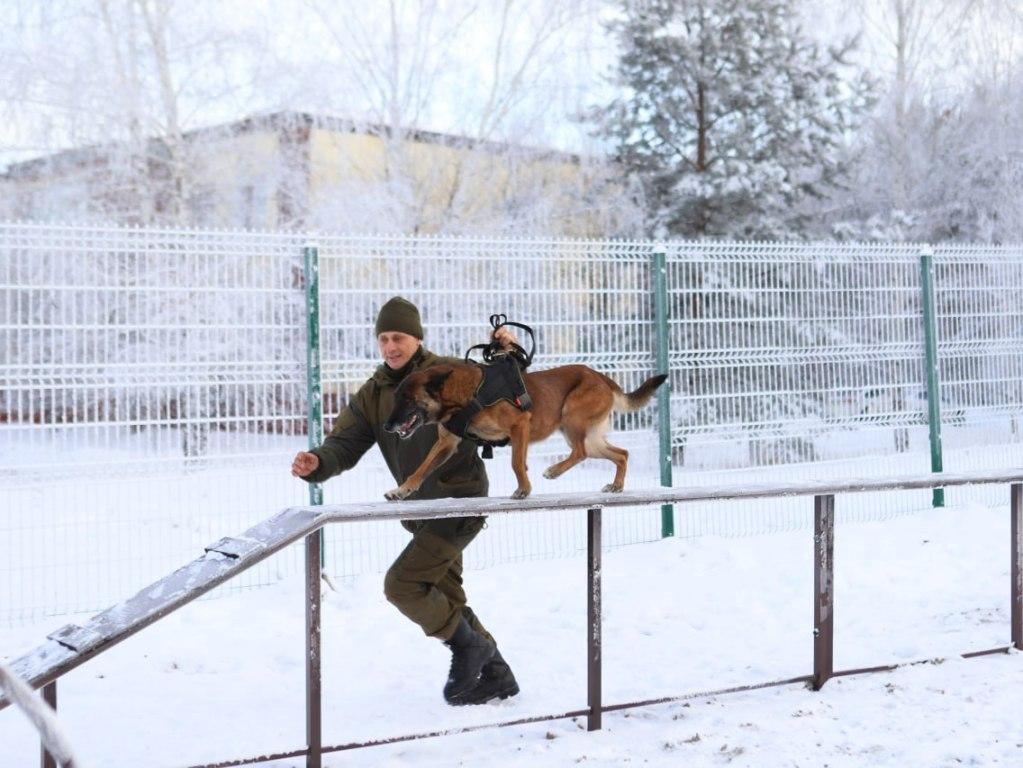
[0,111,624,236]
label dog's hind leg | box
[585,423,629,492]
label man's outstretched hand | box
[291,451,320,478]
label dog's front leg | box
[385,427,461,501]
[509,417,531,500]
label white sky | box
[1,1,1021,170]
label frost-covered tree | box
[825,0,983,240]
[596,0,871,239]
[0,0,264,225]
[291,0,625,235]
[829,0,1023,244]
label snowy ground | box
[2,498,1021,767]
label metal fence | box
[2,222,1022,624]
[665,241,1023,534]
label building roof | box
[0,110,582,181]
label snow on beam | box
[308,467,1023,524]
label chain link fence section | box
[932,244,1023,506]
[0,222,311,624]
[664,242,1022,535]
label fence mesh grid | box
[2,223,1021,624]
[932,244,1023,506]
[0,223,310,623]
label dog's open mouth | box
[393,412,422,439]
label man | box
[291,296,519,706]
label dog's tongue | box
[400,413,418,435]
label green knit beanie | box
[374,296,424,339]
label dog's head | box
[383,367,453,439]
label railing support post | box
[305,532,322,768]
[813,494,835,690]
[40,681,56,768]
[919,248,945,508]
[587,507,602,731]
[653,249,674,537]
[1012,483,1022,651]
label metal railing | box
[3,469,1022,768]
[0,661,80,768]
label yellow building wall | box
[189,131,282,227]
[309,129,388,191]
[2,119,610,235]
[308,125,591,235]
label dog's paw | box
[384,487,411,501]
[543,466,559,480]
[601,483,623,493]
[510,487,531,500]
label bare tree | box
[0,0,263,224]
[822,0,1023,242]
[292,0,615,234]
[857,0,978,210]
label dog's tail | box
[613,373,668,413]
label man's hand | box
[291,451,320,478]
[492,326,518,351]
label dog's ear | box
[424,370,452,397]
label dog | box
[382,362,667,500]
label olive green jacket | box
[302,348,488,500]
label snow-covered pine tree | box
[597,0,871,239]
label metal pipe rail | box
[3,468,1023,768]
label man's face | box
[378,331,421,370]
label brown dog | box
[383,362,667,500]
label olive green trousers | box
[383,516,495,642]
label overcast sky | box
[1,1,1021,170]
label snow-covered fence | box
[2,222,1023,624]
[3,471,1021,767]
[664,241,1023,534]
[0,223,311,625]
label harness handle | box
[464,313,536,369]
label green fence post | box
[653,249,674,537]
[919,247,945,508]
[304,244,325,565]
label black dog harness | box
[444,315,535,458]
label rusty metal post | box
[587,507,602,731]
[305,532,322,768]
[40,681,56,768]
[1012,483,1022,651]
[813,494,835,690]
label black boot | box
[443,616,496,704]
[452,648,520,706]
